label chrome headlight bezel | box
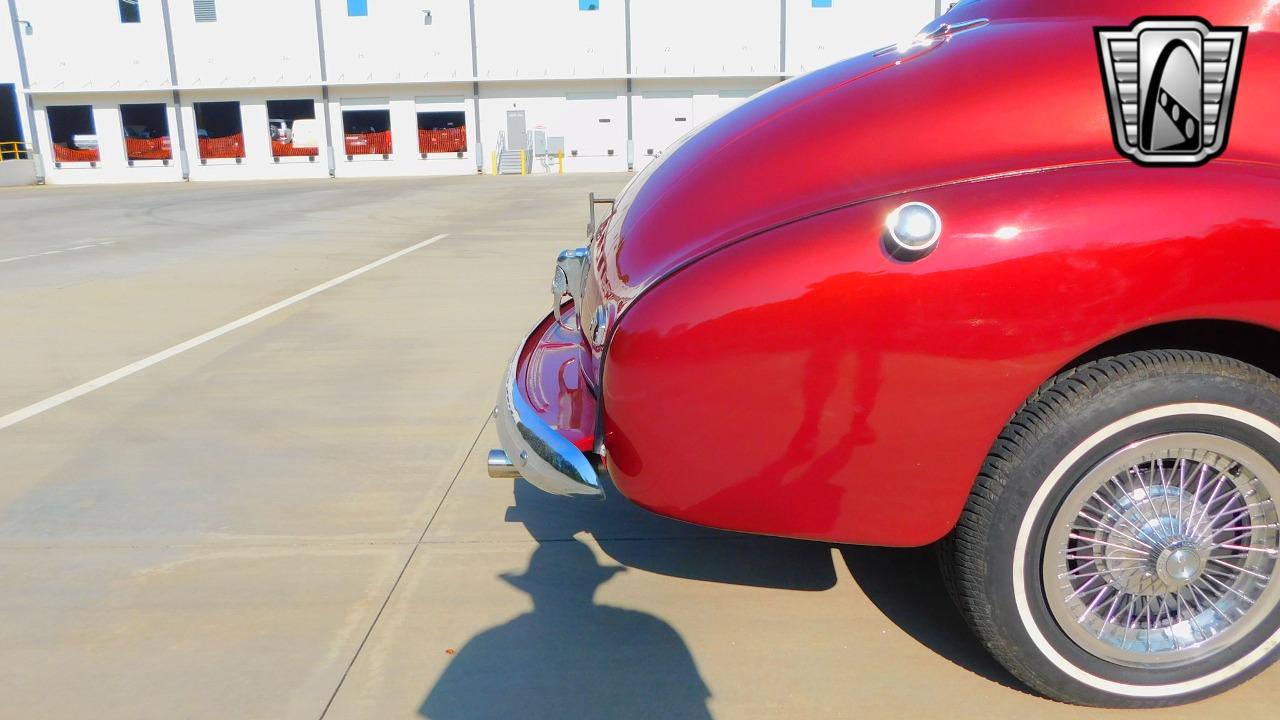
[552,247,589,331]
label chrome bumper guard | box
[487,331,605,499]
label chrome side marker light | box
[885,201,942,259]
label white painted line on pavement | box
[0,240,116,264]
[0,233,448,432]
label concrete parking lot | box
[2,175,1277,719]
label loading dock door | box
[564,92,622,158]
[0,84,22,146]
[636,91,694,166]
[506,110,526,151]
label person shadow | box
[420,475,834,720]
[419,538,713,720]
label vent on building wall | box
[194,0,217,22]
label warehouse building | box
[0,0,940,184]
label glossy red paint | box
[576,0,1280,544]
[517,306,597,453]
[603,162,1280,545]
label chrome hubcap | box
[1044,433,1280,668]
[1157,545,1203,587]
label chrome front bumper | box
[487,324,605,499]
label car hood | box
[594,0,1277,304]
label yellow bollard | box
[558,150,564,175]
[519,149,527,175]
[490,150,497,175]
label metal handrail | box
[0,141,30,161]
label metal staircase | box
[492,130,529,175]
[497,149,525,175]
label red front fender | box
[600,161,1280,546]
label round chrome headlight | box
[885,201,942,257]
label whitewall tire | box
[945,351,1280,707]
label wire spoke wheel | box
[1044,433,1280,668]
[948,353,1280,705]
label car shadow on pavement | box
[421,538,713,720]
[505,477,838,591]
[838,545,1027,692]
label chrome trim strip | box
[492,316,604,499]
[873,17,989,56]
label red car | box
[489,0,1280,707]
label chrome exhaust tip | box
[487,449,521,479]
